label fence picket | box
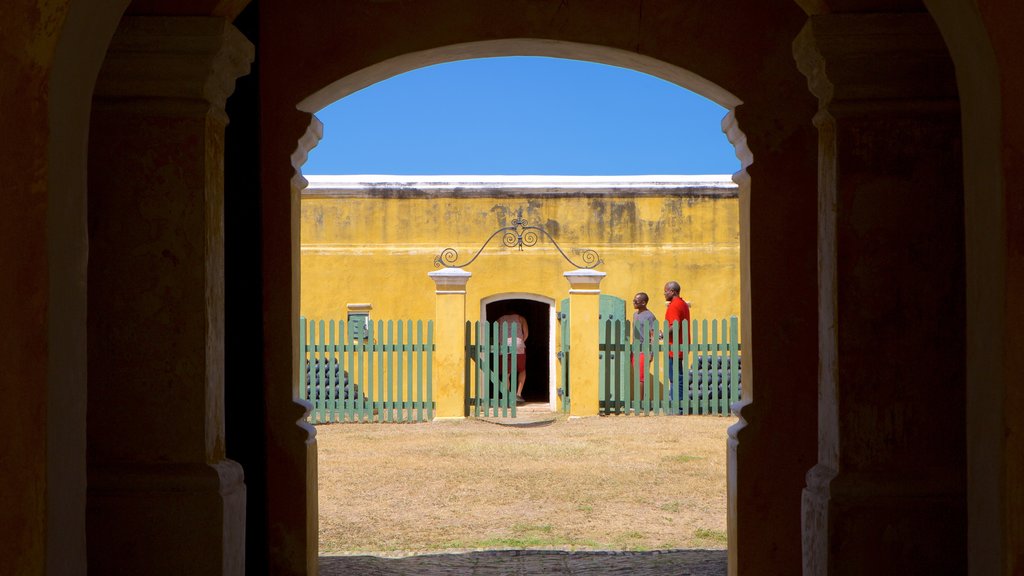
[407,320,415,422]
[510,321,518,419]
[369,320,378,421]
[696,320,705,415]
[417,321,424,422]
[344,315,352,420]
[481,321,491,416]
[404,320,410,422]
[427,320,434,420]
[622,319,630,409]
[308,321,315,423]
[615,320,626,414]
[477,321,485,416]
[397,320,405,422]
[499,321,509,418]
[716,319,725,415]
[708,320,717,415]
[333,317,342,422]
[315,320,324,424]
[648,323,659,415]
[729,316,740,413]
[300,318,308,406]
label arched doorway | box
[483,294,556,407]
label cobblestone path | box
[319,549,727,575]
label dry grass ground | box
[317,414,735,555]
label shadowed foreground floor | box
[319,549,727,575]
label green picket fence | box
[300,317,434,423]
[464,320,520,418]
[599,316,741,416]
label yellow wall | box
[301,187,740,323]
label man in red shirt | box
[664,281,691,401]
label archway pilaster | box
[794,13,966,574]
[86,16,253,575]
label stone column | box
[86,17,253,576]
[794,14,966,574]
[564,270,606,417]
[428,268,472,419]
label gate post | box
[428,268,471,419]
[564,270,607,416]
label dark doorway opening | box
[485,299,550,403]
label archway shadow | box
[319,548,727,575]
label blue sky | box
[303,57,739,176]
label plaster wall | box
[300,178,740,324]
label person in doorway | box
[495,310,529,405]
[664,281,691,401]
[631,292,658,401]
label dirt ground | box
[317,413,735,555]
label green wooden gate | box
[465,320,520,417]
[300,317,435,423]
[558,298,570,413]
[597,295,628,414]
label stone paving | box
[319,549,727,575]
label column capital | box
[95,16,254,117]
[563,270,606,293]
[793,13,957,107]
[429,268,472,294]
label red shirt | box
[665,296,691,353]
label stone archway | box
[262,3,820,573]
[16,0,1015,574]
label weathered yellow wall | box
[301,187,740,324]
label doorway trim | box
[481,293,557,411]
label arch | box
[47,1,132,572]
[922,2,1007,573]
[262,3,819,573]
[297,39,742,113]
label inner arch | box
[302,55,740,175]
[297,39,742,113]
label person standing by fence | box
[631,292,657,400]
[496,311,529,405]
[663,281,691,400]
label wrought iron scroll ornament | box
[433,210,603,270]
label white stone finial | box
[428,268,472,294]
[563,269,606,293]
